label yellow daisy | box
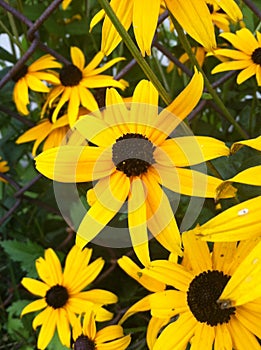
[42,47,128,127]
[0,157,9,182]
[72,310,131,350]
[35,70,235,266]
[12,54,61,115]
[212,28,261,85]
[21,245,117,349]
[16,107,89,156]
[120,231,261,350]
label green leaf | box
[0,240,45,278]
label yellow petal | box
[212,60,252,75]
[21,298,47,316]
[128,177,150,266]
[153,312,196,350]
[67,86,80,127]
[118,255,166,292]
[96,324,124,343]
[212,49,250,60]
[153,164,231,198]
[214,324,233,350]
[218,240,261,306]
[26,74,50,92]
[35,145,113,182]
[36,308,57,349]
[155,136,229,167]
[237,64,257,84]
[218,166,261,190]
[166,0,216,51]
[165,68,204,121]
[119,295,151,325]
[194,196,261,241]
[133,0,161,56]
[214,0,242,22]
[191,323,215,350]
[21,277,49,297]
[101,0,133,56]
[56,308,71,347]
[76,172,130,246]
[181,231,212,275]
[90,9,105,32]
[220,29,258,55]
[71,46,85,71]
[231,135,261,153]
[147,317,170,350]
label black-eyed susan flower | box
[120,231,261,350]
[21,245,117,350]
[42,47,128,127]
[12,54,61,115]
[16,107,89,156]
[0,157,9,182]
[72,310,131,350]
[35,69,235,266]
[212,28,261,85]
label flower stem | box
[97,0,172,105]
[171,16,249,139]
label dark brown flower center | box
[12,65,28,82]
[187,270,236,326]
[59,64,83,86]
[251,47,261,65]
[45,284,69,309]
[112,133,155,177]
[74,335,95,350]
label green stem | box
[171,16,248,139]
[97,0,172,105]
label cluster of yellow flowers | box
[1,0,261,349]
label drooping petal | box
[237,64,257,84]
[35,145,113,182]
[56,308,71,348]
[21,298,47,316]
[128,177,150,266]
[165,0,216,51]
[193,196,261,241]
[142,171,182,255]
[36,308,57,350]
[218,240,261,306]
[119,295,151,325]
[101,0,133,56]
[76,171,130,247]
[26,74,50,93]
[118,255,166,292]
[146,317,170,350]
[133,0,161,56]
[153,312,196,350]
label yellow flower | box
[0,157,9,182]
[72,310,131,350]
[21,245,117,349]
[120,232,261,350]
[42,47,128,127]
[212,28,261,85]
[206,1,231,32]
[12,54,61,115]
[35,70,235,266]
[16,107,89,156]
[90,0,217,56]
